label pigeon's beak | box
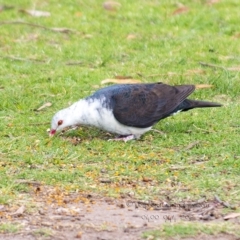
[49,129,56,137]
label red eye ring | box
[58,120,63,126]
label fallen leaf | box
[195,84,213,89]
[219,56,235,60]
[172,6,189,15]
[10,205,25,216]
[76,231,82,238]
[92,85,100,89]
[103,1,121,11]
[115,75,133,79]
[25,33,39,42]
[99,178,112,183]
[232,33,240,39]
[75,12,82,17]
[19,9,51,17]
[127,34,137,40]
[187,69,205,74]
[142,177,152,182]
[83,34,93,39]
[36,102,52,111]
[101,79,141,85]
[167,72,177,76]
[224,212,240,220]
[227,66,240,71]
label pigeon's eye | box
[58,120,63,126]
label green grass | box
[143,222,240,239]
[0,0,240,209]
[33,228,53,238]
[0,223,20,234]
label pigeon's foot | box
[108,134,136,142]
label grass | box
[33,228,53,238]
[143,222,240,239]
[0,223,20,234]
[0,0,239,210]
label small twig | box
[15,179,41,186]
[214,195,236,210]
[174,140,200,152]
[169,166,190,171]
[0,20,78,34]
[9,205,25,216]
[0,55,48,63]
[151,129,166,135]
[193,124,214,133]
[185,140,200,150]
[199,62,226,70]
[230,189,240,195]
[201,206,215,215]
[65,61,84,66]
[35,102,52,111]
[0,20,51,29]
[99,178,112,183]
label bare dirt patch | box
[0,185,239,240]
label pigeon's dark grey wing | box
[112,83,195,128]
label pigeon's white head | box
[49,108,74,136]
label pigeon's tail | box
[180,99,222,112]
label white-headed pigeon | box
[50,83,222,141]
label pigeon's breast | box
[83,97,151,136]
